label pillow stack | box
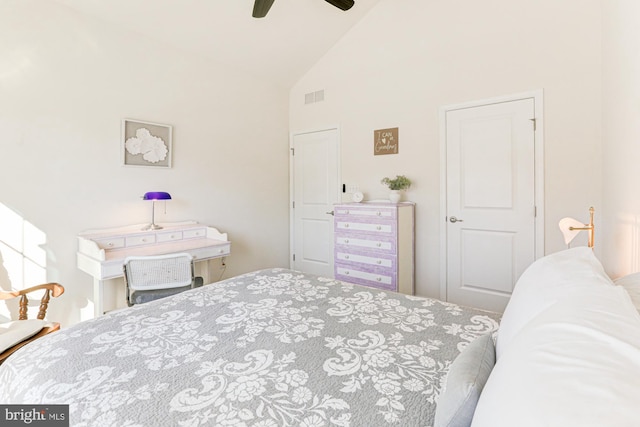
[470,247,640,427]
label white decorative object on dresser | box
[334,202,415,294]
[77,221,230,317]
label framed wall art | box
[374,127,399,155]
[122,119,172,168]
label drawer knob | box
[345,255,350,259]
[142,238,147,242]
[344,239,349,244]
[171,235,175,238]
[108,242,113,247]
[376,243,382,247]
[376,211,381,216]
[219,249,224,253]
[376,226,381,230]
[345,271,350,275]
[344,224,349,228]
[377,260,382,264]
[376,277,382,282]
[346,210,350,214]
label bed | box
[0,268,500,427]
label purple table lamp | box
[142,192,171,230]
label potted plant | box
[381,175,411,203]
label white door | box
[444,97,539,312]
[291,128,340,277]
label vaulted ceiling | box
[55,0,383,88]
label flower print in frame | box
[122,119,172,168]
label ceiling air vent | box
[305,92,315,105]
[304,89,325,105]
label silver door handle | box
[326,211,334,216]
[449,216,464,223]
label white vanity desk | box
[77,221,230,317]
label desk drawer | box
[192,243,231,260]
[157,231,183,243]
[125,234,156,247]
[95,237,125,250]
[183,228,207,239]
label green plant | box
[381,175,412,191]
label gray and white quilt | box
[0,269,500,427]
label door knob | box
[326,211,335,216]
[449,216,464,223]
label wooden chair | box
[0,283,64,364]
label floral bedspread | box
[0,269,500,427]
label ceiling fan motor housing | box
[325,0,355,11]
[253,0,354,18]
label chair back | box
[0,283,64,364]
[123,253,194,292]
[0,283,64,320]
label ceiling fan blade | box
[324,0,355,11]
[253,0,276,18]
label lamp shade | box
[143,192,171,201]
[558,217,585,246]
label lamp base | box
[141,223,163,231]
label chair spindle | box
[19,294,28,320]
[37,289,51,320]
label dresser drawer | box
[157,231,183,243]
[334,206,396,220]
[336,251,395,269]
[335,264,396,291]
[95,237,125,250]
[335,220,394,234]
[334,234,397,254]
[183,228,207,239]
[126,234,156,247]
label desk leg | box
[93,278,104,317]
[194,259,210,285]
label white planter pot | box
[389,190,401,203]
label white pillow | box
[0,319,48,353]
[613,272,640,312]
[495,247,612,359]
[472,285,640,427]
[434,334,496,427]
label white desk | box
[77,221,230,317]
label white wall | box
[291,0,603,299]
[601,1,640,277]
[0,0,290,325]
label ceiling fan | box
[253,0,355,18]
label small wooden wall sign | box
[374,127,399,155]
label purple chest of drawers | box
[334,202,415,294]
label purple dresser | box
[334,202,415,294]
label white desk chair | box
[123,253,203,306]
